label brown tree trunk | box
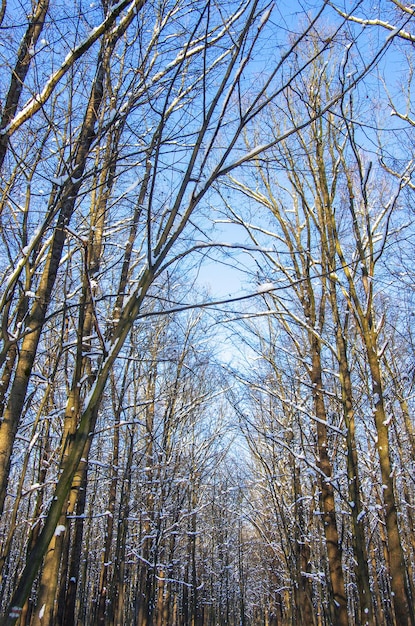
[331,302,374,624]
[310,345,349,626]
[0,0,49,170]
[61,460,89,626]
[108,430,135,626]
[366,341,414,626]
[0,51,106,517]
[292,460,315,626]
[316,124,374,624]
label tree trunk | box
[332,306,374,625]
[61,461,89,626]
[95,373,123,625]
[0,51,106,516]
[0,0,49,169]
[366,340,414,626]
[293,460,315,626]
[310,346,349,626]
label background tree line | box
[0,0,414,624]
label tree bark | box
[0,51,106,516]
[0,0,50,170]
[309,345,349,626]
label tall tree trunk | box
[310,344,349,626]
[109,431,135,626]
[0,0,49,170]
[330,297,374,624]
[0,50,106,516]
[315,125,373,625]
[292,459,315,626]
[95,371,123,625]
[337,332,374,625]
[365,338,414,626]
[61,458,90,626]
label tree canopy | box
[0,1,414,625]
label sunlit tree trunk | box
[333,316,373,624]
[333,122,415,623]
[0,49,106,518]
[317,130,374,624]
[308,338,349,626]
[61,459,89,626]
[0,0,50,169]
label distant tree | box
[224,29,415,625]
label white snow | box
[51,175,69,185]
[54,524,66,536]
[259,7,272,27]
[385,27,402,42]
[257,282,275,294]
[39,604,46,619]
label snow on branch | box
[327,1,415,42]
[0,0,146,138]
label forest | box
[0,1,414,625]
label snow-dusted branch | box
[327,0,415,42]
[0,0,146,138]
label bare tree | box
[1,1,414,624]
[223,30,415,623]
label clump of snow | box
[385,27,402,43]
[54,524,66,536]
[257,282,275,294]
[259,7,272,27]
[39,604,46,619]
